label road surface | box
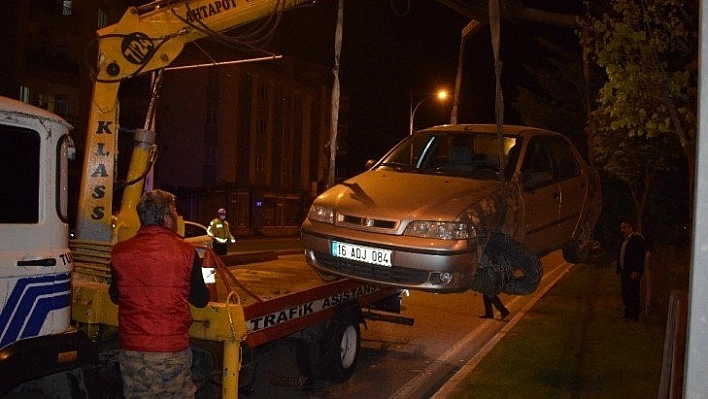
[233,251,571,398]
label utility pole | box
[450,20,483,124]
[327,0,344,189]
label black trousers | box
[482,294,509,317]
[213,240,228,256]
[621,273,641,319]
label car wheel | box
[562,221,594,264]
[296,313,361,383]
[562,240,584,263]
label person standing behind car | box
[617,220,646,321]
[109,189,209,398]
[208,207,236,255]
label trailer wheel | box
[296,314,360,383]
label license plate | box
[331,241,392,267]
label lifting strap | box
[489,0,506,185]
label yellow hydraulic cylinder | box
[113,128,156,243]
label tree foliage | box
[581,0,698,231]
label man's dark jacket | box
[617,233,646,275]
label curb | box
[430,262,574,398]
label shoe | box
[500,309,510,320]
[479,314,493,319]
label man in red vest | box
[110,189,209,398]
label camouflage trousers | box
[119,348,197,399]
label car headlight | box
[404,221,477,240]
[307,204,335,224]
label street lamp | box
[409,89,449,135]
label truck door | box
[0,100,74,349]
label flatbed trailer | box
[70,246,409,397]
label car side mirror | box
[365,159,377,169]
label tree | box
[580,0,698,232]
[591,110,682,233]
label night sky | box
[275,0,584,174]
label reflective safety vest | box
[208,218,234,244]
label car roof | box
[416,124,556,138]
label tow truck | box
[0,1,408,397]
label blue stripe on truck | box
[0,273,71,349]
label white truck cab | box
[0,96,94,394]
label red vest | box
[111,225,195,352]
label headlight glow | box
[404,221,476,240]
[307,204,335,224]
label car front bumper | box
[301,221,481,293]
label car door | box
[518,136,562,254]
[547,137,586,242]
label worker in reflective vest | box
[207,208,236,255]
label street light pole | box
[409,95,425,136]
[409,90,448,135]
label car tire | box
[296,313,360,383]
[562,220,595,264]
[562,240,585,263]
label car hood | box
[321,170,505,227]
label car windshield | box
[375,130,518,180]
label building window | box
[258,83,268,101]
[55,94,69,119]
[281,157,291,187]
[257,119,267,135]
[97,8,108,28]
[206,106,217,126]
[62,0,73,16]
[255,152,266,171]
[205,146,217,165]
[19,86,30,103]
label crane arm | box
[75,0,313,243]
